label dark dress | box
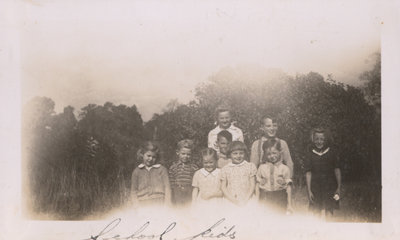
[304,146,340,213]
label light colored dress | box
[192,168,223,206]
[220,161,257,203]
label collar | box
[312,147,330,156]
[138,164,161,170]
[261,136,279,142]
[228,160,246,167]
[200,168,220,177]
[267,160,283,166]
[216,124,238,132]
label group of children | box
[131,107,342,216]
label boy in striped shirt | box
[169,139,199,207]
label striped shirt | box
[169,161,199,188]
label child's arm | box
[281,140,294,178]
[130,169,139,206]
[255,182,260,199]
[162,168,172,206]
[192,187,199,203]
[249,141,260,167]
[221,178,238,205]
[286,184,293,213]
[334,168,341,196]
[242,175,256,204]
[305,171,314,203]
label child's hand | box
[286,205,294,215]
[308,191,314,203]
[200,192,211,200]
[335,188,341,196]
[260,177,267,185]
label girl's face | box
[177,147,192,163]
[261,118,278,138]
[217,136,230,155]
[230,150,245,164]
[217,111,232,129]
[313,133,326,149]
[203,156,217,172]
[265,147,281,163]
[142,151,157,167]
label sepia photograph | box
[1,0,399,239]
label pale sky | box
[19,0,381,120]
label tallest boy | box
[208,106,244,153]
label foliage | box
[147,66,380,186]
[23,98,146,219]
[23,64,380,220]
[359,52,381,111]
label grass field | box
[292,181,381,222]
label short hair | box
[137,141,160,162]
[177,139,194,151]
[262,139,282,163]
[310,127,333,147]
[200,148,218,161]
[215,105,231,116]
[227,141,248,156]
[260,115,278,125]
[217,130,233,142]
[262,138,282,152]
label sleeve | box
[333,149,341,169]
[168,164,176,188]
[283,166,292,184]
[280,140,294,177]
[250,140,260,167]
[130,168,139,194]
[256,166,263,183]
[303,150,312,173]
[249,162,257,177]
[219,167,227,181]
[237,128,244,142]
[208,129,219,150]
[161,167,171,192]
[192,171,200,188]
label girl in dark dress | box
[304,128,341,217]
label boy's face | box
[265,147,281,164]
[217,111,231,129]
[261,118,278,137]
[142,151,157,167]
[177,147,192,163]
[230,150,245,164]
[203,156,217,173]
[313,133,326,149]
[217,136,230,155]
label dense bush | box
[23,61,380,220]
[146,67,380,185]
[23,99,146,219]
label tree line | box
[22,54,380,219]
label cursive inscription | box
[83,218,236,240]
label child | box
[216,130,233,168]
[250,115,294,177]
[169,139,199,206]
[304,128,341,217]
[255,139,293,213]
[192,148,223,205]
[131,141,171,207]
[208,106,244,153]
[220,141,257,206]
